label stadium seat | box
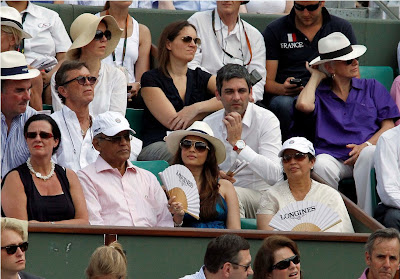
[42,104,54,113]
[370,168,381,214]
[131,160,169,185]
[241,218,257,230]
[359,66,394,91]
[126,108,144,140]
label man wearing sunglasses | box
[77,111,174,228]
[1,51,40,179]
[262,1,356,141]
[204,64,282,219]
[187,1,266,103]
[181,234,253,279]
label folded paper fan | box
[269,200,342,232]
[159,165,200,220]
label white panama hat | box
[309,32,367,66]
[165,121,226,165]
[0,51,40,80]
[0,6,32,39]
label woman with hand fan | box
[165,121,240,229]
[256,137,354,233]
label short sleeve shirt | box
[140,68,212,147]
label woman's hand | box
[127,82,141,100]
[344,143,366,165]
[168,105,199,130]
[306,62,328,80]
[168,196,185,216]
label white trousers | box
[234,186,262,219]
[312,146,375,216]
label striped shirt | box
[180,266,206,279]
[1,107,36,178]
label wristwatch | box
[233,140,246,151]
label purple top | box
[313,78,400,160]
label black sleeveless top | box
[1,163,75,222]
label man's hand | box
[223,112,242,147]
[282,77,303,96]
[344,143,367,165]
[219,170,236,184]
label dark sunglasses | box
[181,35,201,47]
[272,255,300,270]
[1,242,29,255]
[282,152,308,163]
[94,29,112,41]
[26,131,54,139]
[294,2,321,11]
[60,76,97,87]
[100,133,133,144]
[230,262,252,272]
[345,58,359,65]
[180,139,210,152]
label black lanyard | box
[107,10,129,67]
[17,12,28,53]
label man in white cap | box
[1,50,40,178]
[77,111,174,227]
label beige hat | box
[165,121,226,165]
[1,51,40,80]
[66,13,122,60]
[0,6,32,39]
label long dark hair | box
[157,20,197,77]
[173,137,221,221]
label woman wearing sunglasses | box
[1,114,89,225]
[50,13,127,117]
[295,32,400,216]
[253,235,301,279]
[165,121,240,229]
[1,217,44,279]
[256,137,353,232]
[139,21,223,163]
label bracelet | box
[174,220,183,227]
[49,221,55,225]
[365,141,373,146]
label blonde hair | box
[1,25,22,47]
[1,217,28,242]
[86,242,127,279]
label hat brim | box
[309,45,367,66]
[0,68,40,80]
[66,15,122,60]
[1,21,32,39]
[278,146,314,157]
[166,130,226,165]
[102,126,136,137]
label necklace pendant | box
[35,173,41,178]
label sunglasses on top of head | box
[181,35,201,47]
[1,242,29,255]
[26,131,54,139]
[272,255,300,270]
[282,152,308,163]
[94,29,112,41]
[180,139,210,152]
[294,2,321,11]
[60,76,97,87]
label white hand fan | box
[159,165,200,220]
[269,200,342,232]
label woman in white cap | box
[294,32,400,216]
[50,13,127,117]
[257,137,354,233]
[165,121,240,229]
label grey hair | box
[365,228,400,256]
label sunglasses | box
[345,58,359,65]
[100,133,133,144]
[230,262,252,272]
[94,29,112,41]
[26,131,54,139]
[294,2,321,11]
[282,152,308,163]
[272,255,300,270]
[1,242,29,255]
[180,139,210,152]
[181,36,201,47]
[60,76,97,87]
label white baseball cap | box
[93,111,135,137]
[278,137,315,157]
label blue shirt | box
[1,107,36,178]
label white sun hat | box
[309,32,367,66]
[0,51,40,80]
[93,111,135,137]
[0,6,32,39]
[278,137,315,157]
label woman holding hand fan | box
[165,121,240,229]
[256,137,354,233]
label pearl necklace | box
[26,157,55,181]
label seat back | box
[359,66,394,91]
[125,108,144,140]
[42,104,54,113]
[370,168,381,214]
[131,160,169,185]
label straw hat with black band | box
[67,13,122,61]
[1,51,40,80]
[165,121,226,165]
[0,6,32,39]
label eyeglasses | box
[1,242,29,255]
[272,255,300,270]
[345,58,359,65]
[181,36,201,47]
[100,133,133,143]
[282,152,308,163]
[94,29,112,41]
[294,2,321,11]
[230,262,252,272]
[26,131,54,139]
[180,139,210,152]
[60,76,97,87]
